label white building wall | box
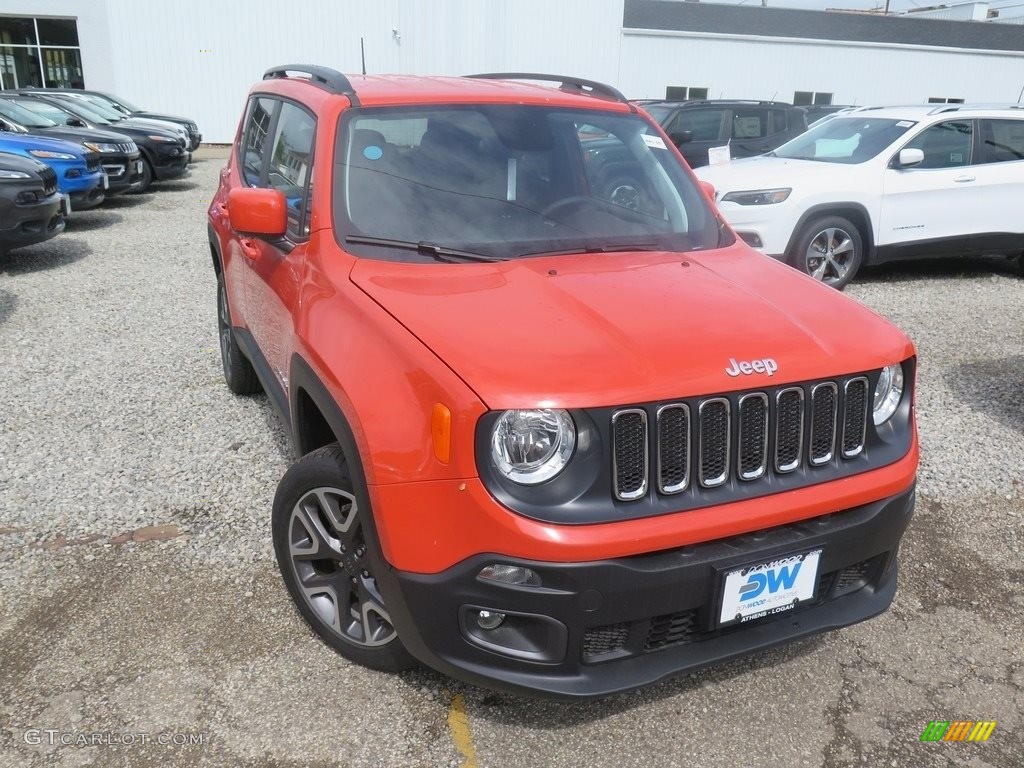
[3,1,1024,141]
[619,31,1024,106]
[0,0,624,142]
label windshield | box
[334,105,722,261]
[47,96,111,125]
[642,105,673,124]
[0,99,57,128]
[772,117,916,164]
[13,98,78,125]
[58,94,124,122]
[98,93,140,113]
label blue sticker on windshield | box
[363,145,383,161]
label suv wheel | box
[217,273,260,395]
[272,444,416,671]
[791,216,864,290]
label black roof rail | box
[263,64,359,105]
[465,73,631,106]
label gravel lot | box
[1,147,1022,768]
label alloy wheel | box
[286,487,397,647]
[805,227,857,286]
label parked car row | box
[0,88,200,257]
[631,97,1024,288]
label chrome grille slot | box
[809,383,838,466]
[656,404,690,494]
[612,409,648,501]
[775,387,804,473]
[842,377,869,457]
[737,393,769,480]
[698,398,730,487]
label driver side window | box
[903,120,974,168]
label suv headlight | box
[720,188,792,205]
[147,134,176,143]
[490,409,575,485]
[873,364,905,425]
[0,169,31,179]
[83,141,119,154]
[29,149,75,160]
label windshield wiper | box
[344,236,504,263]
[519,241,660,258]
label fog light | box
[65,169,82,179]
[15,191,38,204]
[738,231,763,248]
[478,564,541,587]
[476,610,506,630]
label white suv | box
[695,105,1024,289]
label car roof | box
[256,71,636,113]
[639,100,798,109]
[830,104,1024,120]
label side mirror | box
[670,130,693,146]
[228,187,287,236]
[698,180,716,204]
[66,117,86,128]
[896,148,924,168]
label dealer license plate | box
[102,172,109,189]
[136,159,143,174]
[60,194,71,216]
[719,549,821,627]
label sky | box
[705,0,1024,11]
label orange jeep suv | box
[208,66,918,698]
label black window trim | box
[239,92,318,244]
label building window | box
[794,91,833,106]
[0,15,83,89]
[665,86,709,101]
[927,97,965,104]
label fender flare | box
[785,202,876,265]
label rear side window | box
[903,120,974,168]
[980,119,1024,164]
[266,102,316,238]
[240,96,276,186]
[667,108,726,142]
[731,109,765,139]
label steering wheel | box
[541,195,595,220]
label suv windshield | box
[335,105,722,261]
[773,117,916,164]
[45,97,113,126]
[58,95,124,122]
[0,99,57,129]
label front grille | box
[582,623,630,659]
[115,141,137,154]
[645,610,699,651]
[842,378,869,457]
[611,375,871,503]
[612,409,647,500]
[39,166,57,196]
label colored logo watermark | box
[920,721,996,742]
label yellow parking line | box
[447,693,478,768]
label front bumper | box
[380,484,915,698]
[717,201,799,259]
[101,153,143,195]
[148,144,189,180]
[0,191,65,250]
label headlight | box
[490,409,576,485]
[720,188,792,205]
[83,141,119,154]
[28,150,75,160]
[147,134,176,143]
[0,169,31,179]
[873,363,905,426]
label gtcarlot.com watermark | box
[24,729,210,747]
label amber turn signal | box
[431,403,452,463]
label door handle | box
[954,175,975,183]
[239,237,260,260]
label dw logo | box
[739,562,802,602]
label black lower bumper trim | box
[378,484,915,698]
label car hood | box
[115,118,181,138]
[34,125,135,146]
[0,132,85,158]
[0,150,51,175]
[350,244,913,409]
[135,110,193,126]
[695,156,858,194]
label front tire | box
[272,444,416,672]
[790,215,864,290]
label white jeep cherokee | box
[695,105,1024,289]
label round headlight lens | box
[490,409,575,485]
[873,363,905,425]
